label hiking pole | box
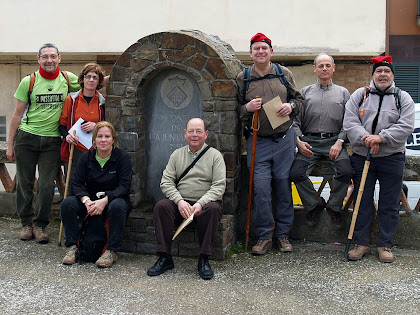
[58,130,76,246]
[245,97,260,250]
[344,148,371,260]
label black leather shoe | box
[198,257,213,280]
[147,256,174,276]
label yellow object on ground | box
[292,181,322,206]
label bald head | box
[184,118,208,153]
[186,118,206,130]
[314,53,334,66]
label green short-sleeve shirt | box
[14,71,80,137]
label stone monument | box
[106,30,242,258]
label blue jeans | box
[14,130,61,228]
[60,196,131,251]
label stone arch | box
[106,30,242,218]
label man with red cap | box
[343,55,415,263]
[237,33,304,255]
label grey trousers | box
[289,136,353,212]
[246,128,296,239]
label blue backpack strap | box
[273,63,292,101]
[273,63,289,88]
[242,67,251,101]
[243,64,292,101]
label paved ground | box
[0,217,419,315]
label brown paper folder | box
[172,213,194,240]
[262,96,290,129]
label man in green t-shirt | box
[6,43,81,244]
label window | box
[394,63,420,102]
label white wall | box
[0,0,386,55]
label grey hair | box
[314,53,334,66]
[38,43,60,56]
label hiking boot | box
[32,226,49,244]
[348,244,370,261]
[62,245,78,265]
[306,197,326,226]
[326,206,344,229]
[251,239,272,255]
[19,226,33,241]
[376,247,395,263]
[95,250,118,268]
[277,237,293,253]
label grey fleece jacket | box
[343,80,415,157]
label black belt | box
[307,133,337,139]
[259,129,288,142]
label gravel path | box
[0,218,419,315]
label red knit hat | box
[372,56,394,74]
[250,33,272,48]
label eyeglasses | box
[84,75,100,81]
[39,54,59,60]
[187,129,204,135]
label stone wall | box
[105,30,242,259]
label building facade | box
[0,0,391,140]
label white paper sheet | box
[68,118,93,149]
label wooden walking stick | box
[245,97,260,249]
[344,149,371,259]
[58,130,76,246]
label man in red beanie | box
[343,55,415,263]
[237,33,304,255]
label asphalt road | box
[0,217,419,315]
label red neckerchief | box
[38,65,60,79]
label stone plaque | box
[145,69,202,202]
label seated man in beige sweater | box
[147,118,226,280]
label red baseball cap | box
[250,33,272,48]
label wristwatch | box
[290,101,296,111]
[338,139,344,143]
[82,197,90,204]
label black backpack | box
[358,86,403,134]
[358,86,402,112]
[77,214,108,264]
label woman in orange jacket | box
[59,62,106,195]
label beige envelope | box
[172,213,194,240]
[262,96,290,129]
